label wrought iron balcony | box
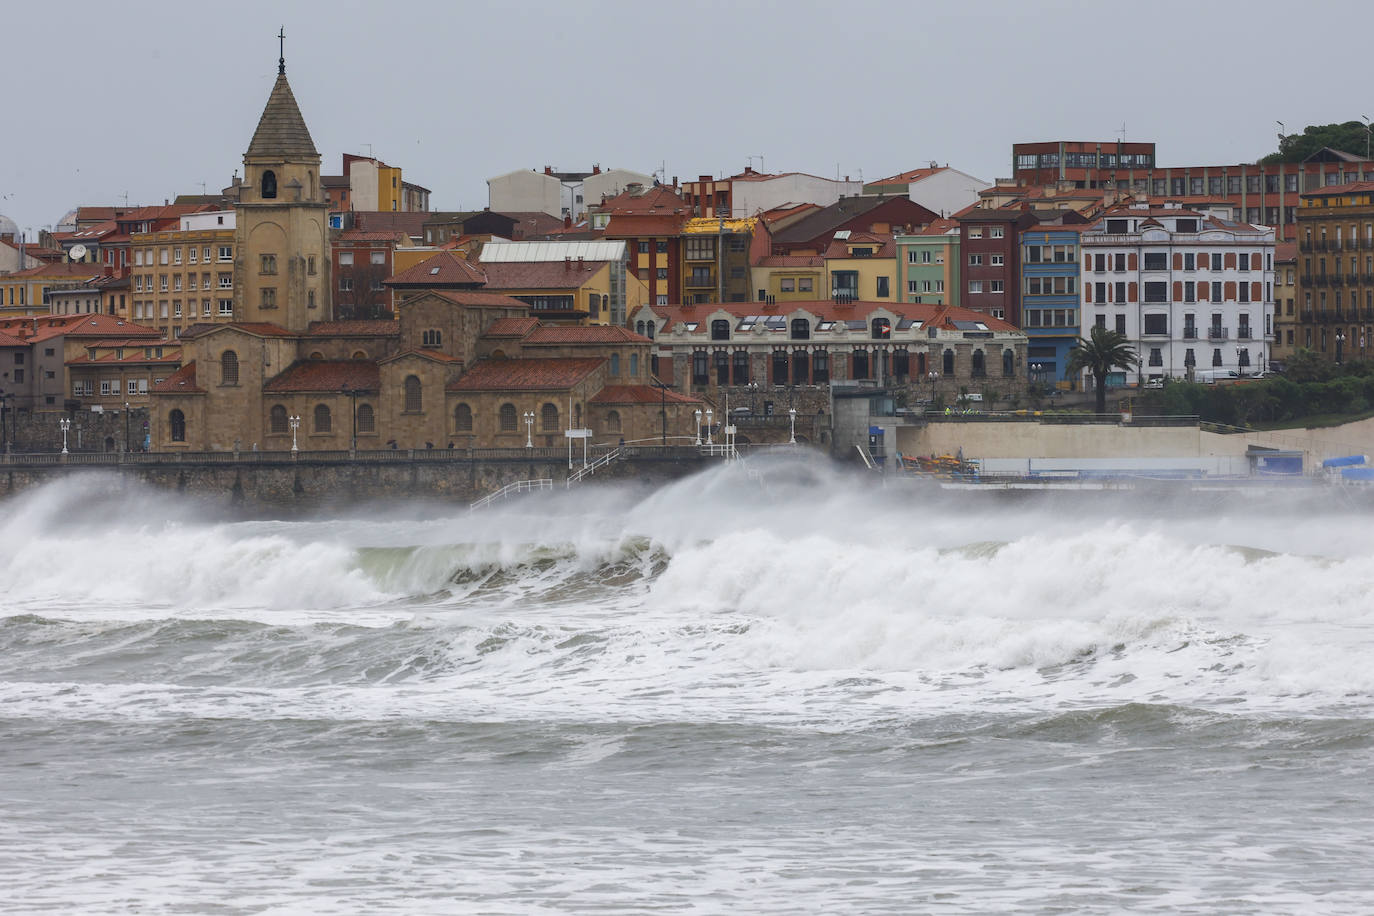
[1237,328,1253,340]
[1207,326,1228,340]
[1182,328,1199,339]
[1301,309,1315,322]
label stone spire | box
[245,52,318,161]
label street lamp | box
[650,376,669,445]
[123,401,130,453]
[705,408,713,445]
[523,410,534,448]
[788,407,797,444]
[59,418,71,454]
[1235,346,1244,377]
[927,369,940,405]
[694,408,702,446]
[1336,330,1346,366]
[749,380,758,415]
[289,415,300,453]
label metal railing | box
[470,478,552,511]
[566,448,621,487]
[1207,327,1229,340]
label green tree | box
[1065,326,1140,414]
[1261,120,1370,164]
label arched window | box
[261,169,277,199]
[692,350,708,385]
[1003,349,1014,377]
[308,351,323,360]
[352,350,368,359]
[499,403,517,431]
[872,318,892,339]
[357,403,375,432]
[711,319,731,340]
[772,349,789,384]
[646,322,655,340]
[541,402,559,432]
[610,353,620,376]
[852,348,869,380]
[629,353,639,377]
[791,318,810,340]
[636,321,645,336]
[942,348,955,375]
[169,409,186,442]
[972,349,987,378]
[454,403,473,431]
[314,403,331,433]
[403,375,422,412]
[589,294,601,319]
[732,350,749,383]
[607,410,622,433]
[221,349,238,386]
[269,404,288,434]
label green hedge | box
[1138,357,1374,426]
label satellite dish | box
[69,244,88,261]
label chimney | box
[672,176,678,188]
[545,166,553,175]
[563,213,572,229]
[592,164,601,174]
[577,256,585,269]
[565,256,572,270]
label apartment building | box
[896,220,960,307]
[1018,220,1083,385]
[128,211,237,339]
[1080,205,1276,382]
[1293,182,1374,363]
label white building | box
[681,170,863,219]
[488,166,654,219]
[864,166,992,218]
[1080,206,1276,381]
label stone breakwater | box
[0,447,714,515]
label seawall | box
[0,447,714,515]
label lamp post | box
[289,415,300,454]
[1336,331,1346,366]
[1235,346,1244,377]
[651,376,669,445]
[123,401,130,453]
[705,407,713,445]
[927,369,940,404]
[59,418,70,454]
[0,388,7,454]
[523,410,534,448]
[749,380,758,415]
[694,408,702,446]
[788,407,797,444]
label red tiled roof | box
[824,237,896,259]
[912,218,961,236]
[755,254,825,267]
[595,185,688,214]
[867,167,947,186]
[352,212,430,237]
[263,360,381,393]
[424,290,531,309]
[1275,240,1298,262]
[67,350,181,366]
[589,384,700,405]
[482,317,540,337]
[152,361,204,394]
[0,315,161,342]
[449,357,604,391]
[481,260,610,290]
[4,261,108,280]
[604,214,687,236]
[306,320,400,336]
[0,331,27,347]
[386,251,487,286]
[1301,180,1374,197]
[337,229,410,242]
[379,347,464,365]
[525,325,650,345]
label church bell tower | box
[234,36,332,331]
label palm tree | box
[1066,326,1139,414]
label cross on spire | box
[278,27,285,75]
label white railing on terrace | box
[469,478,552,512]
[566,448,621,487]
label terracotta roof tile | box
[0,315,160,342]
[589,384,701,405]
[386,251,487,286]
[867,167,947,186]
[449,357,604,391]
[481,260,610,290]
[482,317,540,337]
[425,290,531,309]
[0,331,28,347]
[1300,180,1374,197]
[263,360,381,393]
[152,361,204,394]
[379,347,464,366]
[226,322,296,338]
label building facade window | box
[403,375,422,412]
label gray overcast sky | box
[3,0,1369,235]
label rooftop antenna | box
[278,27,285,75]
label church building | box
[150,49,700,452]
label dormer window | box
[261,170,277,199]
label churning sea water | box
[2,461,1374,914]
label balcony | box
[1300,274,1313,286]
[1237,328,1253,340]
[1314,274,1330,287]
[1301,309,1314,322]
[1207,326,1228,340]
[1363,238,1374,251]
[1300,241,1314,253]
[1332,275,1346,287]
[1348,274,1362,286]
[1182,328,1199,339]
[1316,240,1330,251]
[685,273,715,288]
[1347,239,1361,251]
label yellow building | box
[129,217,237,338]
[749,255,825,302]
[0,262,109,318]
[1271,240,1298,362]
[822,232,898,301]
[681,217,760,304]
[1296,181,1374,362]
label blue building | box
[1018,221,1083,387]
